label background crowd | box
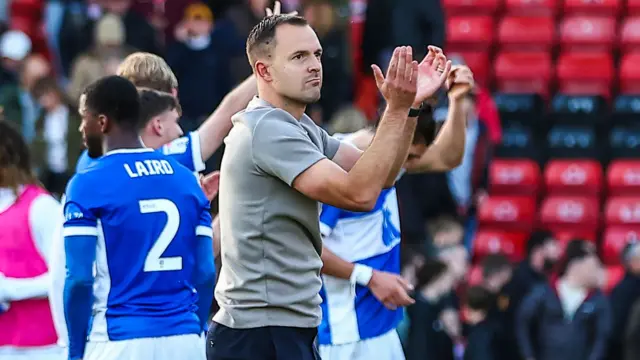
[1,0,639,359]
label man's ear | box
[98,115,109,133]
[255,61,272,82]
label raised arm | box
[405,65,474,173]
[291,47,418,211]
[197,75,256,161]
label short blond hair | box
[116,52,178,93]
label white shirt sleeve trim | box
[191,131,206,173]
[63,226,98,237]
[196,225,213,238]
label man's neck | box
[103,131,145,154]
[140,132,161,150]
[257,89,306,120]
[561,275,584,290]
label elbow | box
[347,192,378,212]
[442,152,463,170]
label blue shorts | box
[206,322,320,360]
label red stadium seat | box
[478,196,536,231]
[504,0,557,16]
[554,231,597,246]
[556,52,614,97]
[602,226,640,265]
[494,52,552,96]
[498,16,556,51]
[544,159,603,195]
[619,52,640,94]
[448,52,491,86]
[620,17,640,53]
[473,230,527,262]
[446,16,495,51]
[628,0,640,15]
[605,196,640,226]
[563,0,620,16]
[443,0,500,15]
[559,16,616,52]
[604,266,625,293]
[539,196,600,234]
[489,159,541,195]
[607,160,640,195]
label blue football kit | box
[62,148,215,359]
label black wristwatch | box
[408,103,424,117]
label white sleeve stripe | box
[63,226,98,237]
[196,225,213,238]
[190,131,206,173]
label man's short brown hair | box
[138,88,181,127]
[246,14,309,66]
[117,52,178,93]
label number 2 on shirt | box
[139,199,183,272]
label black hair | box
[246,14,309,65]
[557,239,595,277]
[82,75,141,131]
[138,88,181,127]
[0,121,37,193]
[415,258,449,290]
[375,106,441,146]
[481,253,511,279]
[526,230,555,259]
[464,285,494,312]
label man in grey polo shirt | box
[208,14,451,360]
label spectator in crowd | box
[303,0,350,125]
[406,259,456,360]
[166,2,238,134]
[608,242,640,360]
[0,30,33,135]
[58,0,160,78]
[67,13,133,103]
[439,89,492,252]
[502,230,560,360]
[427,215,464,254]
[517,239,611,360]
[30,76,82,197]
[0,121,63,359]
[463,285,501,360]
[481,254,512,296]
[624,296,640,360]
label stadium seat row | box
[444,0,631,16]
[448,16,640,52]
[489,159,640,196]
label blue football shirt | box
[62,148,215,359]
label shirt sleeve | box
[62,176,98,360]
[319,204,342,237]
[319,125,341,160]
[161,131,206,173]
[252,114,328,186]
[193,192,216,332]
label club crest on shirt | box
[163,137,189,155]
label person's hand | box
[413,46,452,108]
[199,171,220,201]
[372,46,419,112]
[447,65,475,101]
[368,270,415,310]
[174,21,189,42]
[265,1,298,16]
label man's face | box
[78,95,104,158]
[102,0,131,15]
[156,109,183,146]
[262,24,323,105]
[576,254,602,287]
[542,239,560,271]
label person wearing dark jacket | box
[463,286,501,360]
[608,242,640,360]
[516,240,611,360]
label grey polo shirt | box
[214,97,341,329]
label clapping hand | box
[446,65,475,100]
[371,46,419,112]
[199,171,220,201]
[413,46,452,107]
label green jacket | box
[30,106,83,175]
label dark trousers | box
[206,322,320,360]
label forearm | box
[1,273,49,301]
[344,108,409,202]
[198,75,257,160]
[321,246,354,280]
[63,278,93,359]
[195,233,216,331]
[384,115,418,186]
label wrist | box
[350,264,374,286]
